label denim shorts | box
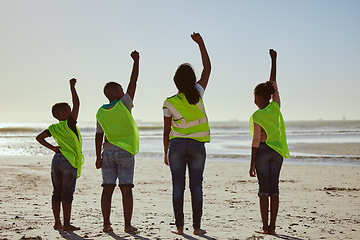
[51,153,77,203]
[255,143,283,197]
[101,150,135,188]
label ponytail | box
[174,64,200,105]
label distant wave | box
[0,127,37,133]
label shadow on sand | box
[181,233,216,240]
[271,234,305,240]
[58,229,93,240]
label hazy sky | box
[1,0,359,123]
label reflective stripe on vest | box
[163,101,208,129]
[164,94,210,142]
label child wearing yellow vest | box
[249,49,290,235]
[163,33,211,236]
[36,78,84,231]
[95,50,139,233]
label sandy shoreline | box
[1,151,359,240]
[289,142,360,156]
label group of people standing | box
[36,32,289,236]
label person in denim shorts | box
[95,51,140,233]
[36,78,83,231]
[249,49,290,235]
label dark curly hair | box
[173,63,200,105]
[254,81,275,101]
[52,102,70,119]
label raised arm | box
[191,32,211,90]
[69,78,80,120]
[127,50,140,100]
[269,49,280,107]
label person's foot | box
[194,228,206,235]
[269,225,276,235]
[63,224,80,231]
[53,223,63,230]
[102,225,113,233]
[124,225,138,233]
[171,226,184,235]
[255,227,270,234]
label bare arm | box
[127,50,140,100]
[269,49,280,107]
[163,116,172,166]
[249,147,259,177]
[95,132,104,169]
[191,32,211,90]
[249,122,261,177]
[36,130,61,153]
[69,78,80,120]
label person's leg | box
[168,139,187,235]
[51,154,62,230]
[101,150,118,232]
[257,196,269,234]
[60,155,79,231]
[269,195,279,234]
[268,151,283,234]
[52,201,62,230]
[101,186,115,232]
[187,140,206,235]
[62,203,80,231]
[255,143,272,233]
[120,186,137,232]
[117,150,137,233]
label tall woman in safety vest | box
[249,49,290,235]
[163,32,211,236]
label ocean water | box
[0,121,359,166]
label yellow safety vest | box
[164,93,210,142]
[96,100,139,155]
[249,101,290,158]
[48,120,84,178]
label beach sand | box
[1,143,359,240]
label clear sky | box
[1,0,359,123]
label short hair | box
[254,81,275,101]
[52,102,70,119]
[103,82,122,99]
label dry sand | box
[0,143,359,240]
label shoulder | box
[67,115,77,125]
[121,93,134,111]
[166,94,177,100]
[195,83,205,98]
[164,94,179,105]
[251,109,262,120]
[270,101,280,110]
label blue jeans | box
[51,153,77,203]
[168,138,206,229]
[255,143,283,196]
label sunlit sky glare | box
[1,1,359,123]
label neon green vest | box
[164,93,210,142]
[48,120,84,178]
[249,101,290,158]
[96,100,139,155]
